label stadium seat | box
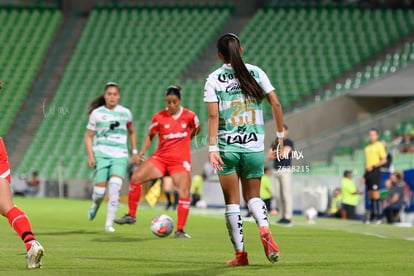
[16,5,232,179]
[0,6,62,136]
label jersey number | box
[230,100,256,126]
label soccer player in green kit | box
[204,33,285,265]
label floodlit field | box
[1,198,413,275]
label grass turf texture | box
[0,198,413,275]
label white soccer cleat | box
[27,240,44,269]
[105,226,115,233]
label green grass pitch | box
[0,198,413,275]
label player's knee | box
[108,176,123,186]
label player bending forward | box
[115,85,200,238]
[0,137,44,268]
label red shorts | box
[147,155,191,176]
[0,138,11,183]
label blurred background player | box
[381,172,405,224]
[25,171,40,197]
[163,176,178,210]
[267,124,294,225]
[205,33,284,265]
[0,137,44,269]
[364,128,387,223]
[114,85,200,238]
[327,188,342,218]
[190,172,205,207]
[340,170,361,220]
[260,167,273,212]
[85,82,139,232]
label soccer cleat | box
[174,230,191,238]
[105,226,116,232]
[88,204,100,221]
[226,252,249,266]
[27,240,44,269]
[277,218,292,225]
[113,214,136,225]
[260,226,280,263]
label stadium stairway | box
[15,5,234,179]
[180,15,251,81]
[6,12,88,169]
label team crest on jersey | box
[181,123,187,129]
[164,124,170,129]
[102,115,107,120]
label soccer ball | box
[150,214,174,238]
[304,207,318,223]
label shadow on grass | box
[36,229,102,236]
[90,235,146,243]
[153,264,266,276]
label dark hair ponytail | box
[217,33,265,101]
[87,82,119,115]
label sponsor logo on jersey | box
[217,70,257,83]
[183,161,191,172]
[226,132,258,145]
[163,132,188,139]
[225,82,242,95]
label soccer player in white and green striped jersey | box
[85,82,139,232]
[204,33,285,265]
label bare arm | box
[378,157,387,167]
[139,132,155,161]
[85,130,95,168]
[191,124,201,139]
[266,148,275,160]
[207,102,223,171]
[208,103,219,147]
[266,91,284,153]
[128,124,139,164]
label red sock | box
[177,198,191,231]
[7,207,35,250]
[128,182,142,218]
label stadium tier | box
[13,4,414,179]
[325,40,414,98]
[15,5,232,179]
[241,6,414,116]
[0,6,62,136]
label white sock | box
[247,197,269,228]
[225,204,244,252]
[105,177,123,227]
[92,186,106,209]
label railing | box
[295,99,414,165]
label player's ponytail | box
[87,82,119,115]
[87,95,105,115]
[217,33,265,102]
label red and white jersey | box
[149,107,199,162]
[0,137,11,182]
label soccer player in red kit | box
[0,137,44,268]
[114,85,200,238]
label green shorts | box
[217,151,264,179]
[93,157,128,185]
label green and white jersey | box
[203,63,274,153]
[86,105,132,158]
